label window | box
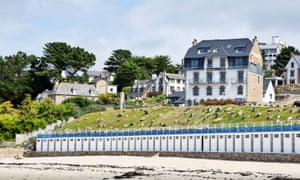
[220,71,226,83]
[193,72,199,83]
[207,72,212,83]
[207,58,213,68]
[238,71,244,83]
[170,86,175,92]
[258,76,260,83]
[237,85,243,95]
[291,62,294,68]
[177,79,181,84]
[291,70,295,77]
[235,47,245,53]
[220,58,226,67]
[197,47,210,54]
[219,86,225,95]
[207,86,212,96]
[193,86,199,96]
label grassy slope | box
[60,105,300,132]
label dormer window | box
[197,47,210,54]
[235,47,245,53]
[212,48,219,53]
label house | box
[166,91,185,106]
[37,78,117,104]
[262,80,275,103]
[258,36,285,70]
[128,72,185,99]
[183,37,264,106]
[282,54,300,84]
[128,79,153,99]
[46,82,99,104]
[151,72,185,96]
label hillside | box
[59,105,300,132]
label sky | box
[0,0,300,70]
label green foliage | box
[42,42,96,81]
[144,95,166,103]
[98,94,118,104]
[104,49,132,73]
[122,86,131,95]
[0,96,76,140]
[114,61,144,91]
[272,46,300,76]
[62,97,95,107]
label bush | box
[62,97,95,107]
[205,99,236,105]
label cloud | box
[0,0,300,70]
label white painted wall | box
[218,135,225,152]
[37,131,300,154]
[283,133,293,153]
[226,135,234,152]
[243,134,251,152]
[234,135,242,152]
[68,138,75,152]
[90,138,97,151]
[262,81,275,103]
[262,134,271,153]
[185,68,247,105]
[61,139,68,152]
[48,139,55,152]
[181,136,188,152]
[253,134,261,153]
[167,136,174,152]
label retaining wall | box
[24,151,300,163]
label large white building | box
[183,37,264,106]
[259,36,285,70]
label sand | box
[0,155,299,179]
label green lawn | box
[59,105,300,132]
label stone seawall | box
[0,148,24,158]
[24,151,300,163]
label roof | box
[50,83,99,97]
[291,54,300,65]
[166,73,185,80]
[184,38,253,58]
[263,80,272,94]
[87,70,100,77]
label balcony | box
[188,79,248,85]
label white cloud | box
[0,0,300,70]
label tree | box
[113,61,143,91]
[272,46,300,76]
[104,49,132,73]
[42,42,96,81]
[153,55,178,75]
[0,52,35,104]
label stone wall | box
[24,151,300,163]
[0,148,24,158]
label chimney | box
[252,36,258,46]
[192,38,198,46]
[272,36,280,44]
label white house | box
[262,80,275,103]
[283,54,300,84]
[258,36,285,70]
[183,37,264,106]
[128,72,185,99]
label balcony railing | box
[188,79,247,85]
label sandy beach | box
[0,155,300,180]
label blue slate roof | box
[263,80,272,94]
[184,38,253,58]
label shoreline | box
[1,155,299,179]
